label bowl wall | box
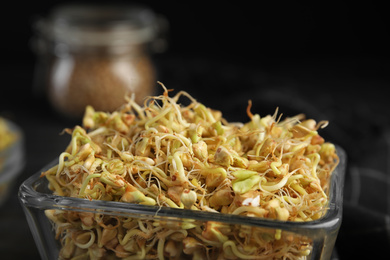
[19,147,346,260]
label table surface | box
[1,55,389,259]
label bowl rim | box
[18,146,346,234]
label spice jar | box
[32,4,167,119]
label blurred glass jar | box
[32,4,167,119]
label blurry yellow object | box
[0,117,24,206]
[0,117,17,152]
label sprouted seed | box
[42,83,339,259]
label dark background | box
[1,1,389,259]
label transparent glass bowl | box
[19,147,345,260]
[0,119,25,206]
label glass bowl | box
[19,147,345,260]
[0,118,25,206]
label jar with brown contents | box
[33,4,167,119]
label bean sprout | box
[42,84,339,259]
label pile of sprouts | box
[42,84,339,259]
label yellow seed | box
[209,189,234,207]
[301,119,317,130]
[275,229,282,240]
[276,207,290,221]
[248,161,269,172]
[201,167,227,188]
[232,155,249,168]
[214,146,233,167]
[193,140,208,161]
[164,240,178,257]
[181,189,197,209]
[183,237,202,255]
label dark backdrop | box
[3,1,390,62]
[1,1,389,259]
